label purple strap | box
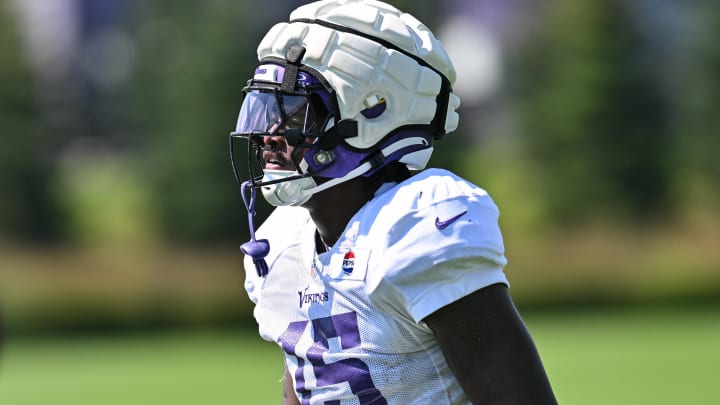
[240,181,270,277]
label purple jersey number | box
[278,312,387,404]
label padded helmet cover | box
[256,0,461,169]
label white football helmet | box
[230,0,461,207]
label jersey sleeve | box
[371,190,509,324]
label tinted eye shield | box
[233,81,323,133]
[229,82,331,187]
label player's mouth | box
[263,147,294,171]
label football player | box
[230,1,557,403]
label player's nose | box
[262,134,287,151]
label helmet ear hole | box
[360,95,387,119]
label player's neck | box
[302,177,377,248]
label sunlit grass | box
[1,307,718,405]
[0,330,282,405]
[527,306,720,405]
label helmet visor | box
[234,90,319,136]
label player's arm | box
[282,365,301,405]
[424,283,557,405]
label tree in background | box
[0,3,63,243]
[671,1,720,213]
[127,1,288,244]
[512,0,673,225]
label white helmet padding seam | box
[285,18,453,139]
[256,0,461,153]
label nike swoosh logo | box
[435,210,468,230]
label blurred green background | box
[1,0,719,403]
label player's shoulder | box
[358,168,501,246]
[379,167,494,212]
[360,168,507,299]
[408,167,488,195]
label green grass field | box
[1,306,718,404]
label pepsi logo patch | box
[342,251,356,274]
[329,248,370,281]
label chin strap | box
[302,135,429,198]
[239,181,270,277]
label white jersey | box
[243,168,509,405]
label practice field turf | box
[0,306,718,404]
